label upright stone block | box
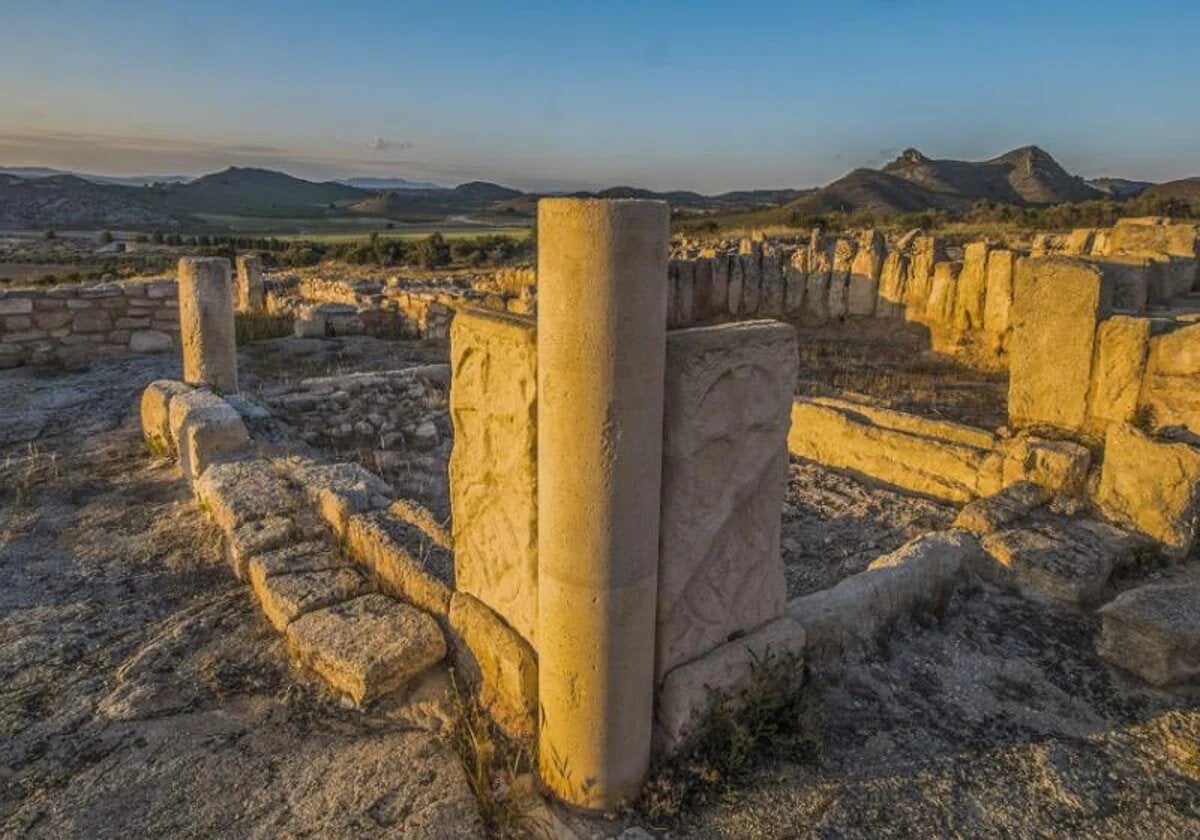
[675,259,696,325]
[693,258,715,319]
[1085,316,1151,437]
[983,249,1016,341]
[1139,323,1200,436]
[536,198,669,810]
[827,238,856,319]
[904,236,942,321]
[727,255,744,317]
[758,250,784,316]
[847,229,885,317]
[804,239,833,322]
[739,252,762,316]
[784,248,808,315]
[448,309,538,645]
[235,253,265,313]
[710,254,730,318]
[953,242,992,333]
[177,257,237,393]
[876,250,908,319]
[924,260,960,327]
[1008,257,1113,434]
[657,321,797,683]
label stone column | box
[536,197,669,810]
[235,253,265,313]
[178,257,237,393]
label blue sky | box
[1,0,1198,191]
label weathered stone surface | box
[1107,218,1200,260]
[847,230,885,317]
[1009,257,1113,434]
[657,321,797,681]
[654,617,806,757]
[448,592,537,739]
[1097,256,1152,312]
[676,260,696,324]
[178,257,237,393]
[983,249,1016,343]
[246,540,353,587]
[803,242,832,322]
[168,389,250,482]
[1096,423,1200,556]
[448,309,537,643]
[254,568,365,633]
[953,481,1047,535]
[193,458,296,535]
[953,242,992,332]
[1139,323,1200,436]
[980,514,1138,605]
[789,398,1003,503]
[904,236,941,320]
[286,594,446,705]
[693,258,716,319]
[1001,435,1092,497]
[235,253,265,313]
[1064,228,1097,255]
[1085,316,1152,437]
[739,252,761,316]
[759,251,784,316]
[389,498,452,551]
[827,238,856,319]
[711,254,730,317]
[876,250,909,319]
[727,255,744,317]
[924,260,960,327]
[129,329,173,353]
[226,516,297,578]
[784,249,808,315]
[787,531,978,663]
[140,379,192,453]
[1098,582,1200,686]
[282,458,393,536]
[345,510,453,617]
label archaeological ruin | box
[7,200,1191,823]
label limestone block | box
[1108,218,1200,259]
[286,594,446,705]
[787,531,978,663]
[1064,228,1096,255]
[193,458,297,535]
[827,238,856,319]
[692,258,715,319]
[727,256,744,317]
[1001,435,1092,497]
[283,458,393,537]
[876,251,908,319]
[653,617,806,757]
[923,260,960,327]
[1085,316,1151,437]
[178,257,237,393]
[227,516,298,579]
[803,242,832,322]
[904,236,942,320]
[739,253,761,316]
[788,399,1003,503]
[784,249,808,315]
[847,230,885,317]
[129,329,173,353]
[140,380,192,453]
[953,481,1047,535]
[167,389,250,483]
[983,249,1016,341]
[953,242,992,333]
[1008,257,1113,434]
[246,540,354,588]
[711,255,730,318]
[980,514,1138,605]
[254,568,366,633]
[389,498,452,551]
[758,251,784,316]
[1096,256,1152,313]
[345,511,453,618]
[657,322,797,682]
[448,592,538,739]
[1097,582,1200,686]
[1096,423,1200,556]
[806,397,999,449]
[1139,323,1200,435]
[675,260,696,324]
[448,309,537,644]
[235,253,265,313]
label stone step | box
[253,567,366,633]
[953,480,1047,535]
[286,594,447,706]
[345,509,454,619]
[1098,581,1200,685]
[980,513,1142,605]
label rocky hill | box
[0,174,184,229]
[156,167,366,218]
[1141,177,1200,204]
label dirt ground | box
[2,339,1198,839]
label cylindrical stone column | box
[178,257,237,393]
[235,253,265,313]
[536,198,669,810]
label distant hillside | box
[348,181,527,218]
[338,176,443,191]
[0,174,184,229]
[157,167,366,217]
[1141,177,1200,203]
[765,145,1105,220]
[1088,177,1155,199]
[0,167,192,187]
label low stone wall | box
[0,278,179,368]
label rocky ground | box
[2,338,1197,839]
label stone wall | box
[0,278,179,368]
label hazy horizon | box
[3,0,1199,193]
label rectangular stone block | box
[448,592,538,739]
[739,253,761,316]
[784,249,808,315]
[1096,256,1152,313]
[657,321,797,682]
[1096,423,1200,557]
[1085,316,1151,436]
[727,256,744,317]
[804,241,832,322]
[983,249,1016,338]
[903,236,941,321]
[953,242,992,333]
[1139,323,1200,436]
[1008,257,1113,434]
[167,389,250,483]
[827,238,856,320]
[758,251,784,316]
[693,258,715,319]
[675,260,696,325]
[924,260,960,327]
[710,254,730,317]
[876,250,908,319]
[448,309,537,644]
[847,230,885,317]
[140,379,192,453]
[345,511,454,619]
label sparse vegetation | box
[234,311,295,345]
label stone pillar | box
[536,198,669,810]
[235,253,265,313]
[178,257,237,393]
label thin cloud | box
[369,137,415,152]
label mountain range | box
[0,147,1194,231]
